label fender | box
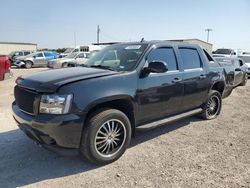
[83,94,136,115]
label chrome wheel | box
[206,95,220,118]
[94,119,126,158]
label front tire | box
[201,90,222,120]
[62,62,68,68]
[25,61,32,69]
[80,109,132,165]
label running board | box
[136,108,202,131]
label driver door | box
[33,52,46,66]
[136,47,184,124]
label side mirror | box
[142,60,168,76]
[33,56,36,59]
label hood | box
[16,67,118,92]
[16,56,28,60]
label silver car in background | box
[47,52,88,69]
[238,55,250,77]
[14,51,58,68]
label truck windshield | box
[83,44,148,72]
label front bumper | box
[14,61,25,67]
[12,102,85,154]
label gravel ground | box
[0,68,250,188]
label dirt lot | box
[0,68,250,188]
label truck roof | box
[111,40,200,48]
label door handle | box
[172,78,182,83]
[199,74,207,79]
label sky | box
[1,0,250,51]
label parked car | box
[59,48,74,58]
[0,55,12,81]
[214,57,248,86]
[212,48,241,57]
[238,55,250,77]
[13,41,233,164]
[47,52,88,68]
[8,50,33,65]
[14,51,58,68]
[67,50,100,67]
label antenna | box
[140,37,144,42]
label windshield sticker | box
[125,45,142,50]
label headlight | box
[39,94,73,114]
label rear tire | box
[80,109,132,165]
[201,90,222,120]
[25,61,32,69]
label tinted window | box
[24,51,31,55]
[84,44,147,72]
[147,48,177,71]
[36,53,43,57]
[179,48,201,69]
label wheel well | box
[85,99,135,135]
[211,82,224,95]
[26,60,33,65]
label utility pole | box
[97,25,100,44]
[205,28,212,43]
[74,32,76,47]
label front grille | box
[14,86,37,114]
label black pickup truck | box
[12,41,233,164]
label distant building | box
[167,38,213,54]
[0,42,37,55]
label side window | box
[147,48,178,71]
[77,53,85,58]
[179,48,201,70]
[24,51,30,55]
[36,53,43,57]
[203,49,219,67]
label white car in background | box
[238,55,250,77]
[47,52,88,69]
[212,48,243,57]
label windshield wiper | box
[90,65,116,71]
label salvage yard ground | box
[0,68,250,187]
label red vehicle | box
[0,55,11,81]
